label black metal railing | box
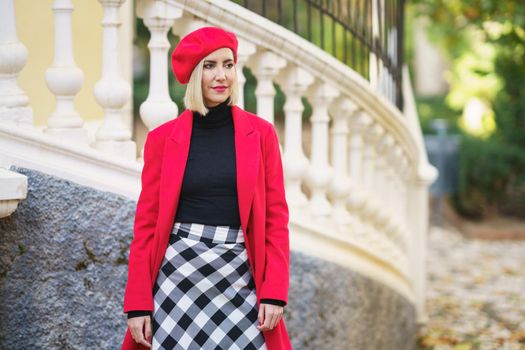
[233,0,405,110]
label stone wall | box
[0,167,416,349]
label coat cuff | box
[127,310,152,319]
[260,298,287,307]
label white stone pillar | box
[43,0,87,145]
[0,168,27,218]
[275,65,314,208]
[382,137,406,247]
[407,163,436,324]
[363,122,384,196]
[246,50,286,124]
[361,119,384,229]
[378,134,395,215]
[235,38,256,109]
[137,0,182,130]
[94,0,136,160]
[171,16,207,42]
[328,97,358,226]
[346,110,372,232]
[372,129,393,230]
[400,155,411,229]
[305,82,339,217]
[385,145,406,234]
[0,0,33,125]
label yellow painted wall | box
[15,0,133,128]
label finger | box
[269,306,280,329]
[144,316,152,342]
[257,322,270,332]
[137,337,151,347]
[129,318,151,347]
[264,305,273,329]
[258,303,265,326]
[128,319,143,342]
[270,308,283,329]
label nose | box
[215,66,226,80]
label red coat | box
[122,105,292,350]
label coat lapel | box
[158,105,260,238]
[232,105,260,232]
[158,109,193,239]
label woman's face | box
[201,48,236,108]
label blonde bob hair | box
[183,52,239,116]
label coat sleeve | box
[123,131,162,312]
[258,124,290,304]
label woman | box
[121,26,292,350]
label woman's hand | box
[257,303,284,331]
[128,315,152,347]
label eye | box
[204,63,214,69]
[226,63,234,69]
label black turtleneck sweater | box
[127,100,285,319]
[174,99,241,226]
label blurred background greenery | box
[408,0,525,220]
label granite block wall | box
[0,167,416,349]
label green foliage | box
[452,136,523,219]
[492,29,525,150]
[415,95,461,134]
[409,0,525,218]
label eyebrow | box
[203,59,234,63]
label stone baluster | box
[235,38,256,109]
[373,131,394,230]
[43,0,87,145]
[305,82,339,217]
[346,110,372,233]
[378,134,395,216]
[328,97,358,226]
[246,50,286,124]
[275,65,314,208]
[399,154,411,229]
[93,0,135,160]
[361,119,384,232]
[387,145,411,251]
[171,16,207,42]
[136,0,182,130]
[390,145,407,224]
[0,0,33,125]
[363,122,384,196]
[380,136,402,244]
[407,163,437,324]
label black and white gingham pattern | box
[152,222,267,350]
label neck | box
[193,98,232,129]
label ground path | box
[417,225,525,350]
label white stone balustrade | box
[93,0,135,160]
[0,168,27,218]
[235,38,257,109]
[0,0,33,125]
[346,110,369,233]
[137,0,181,131]
[246,50,286,124]
[44,0,87,146]
[275,65,314,208]
[305,82,339,218]
[328,97,357,227]
[358,113,382,233]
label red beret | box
[171,26,238,85]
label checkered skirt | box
[152,222,267,350]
